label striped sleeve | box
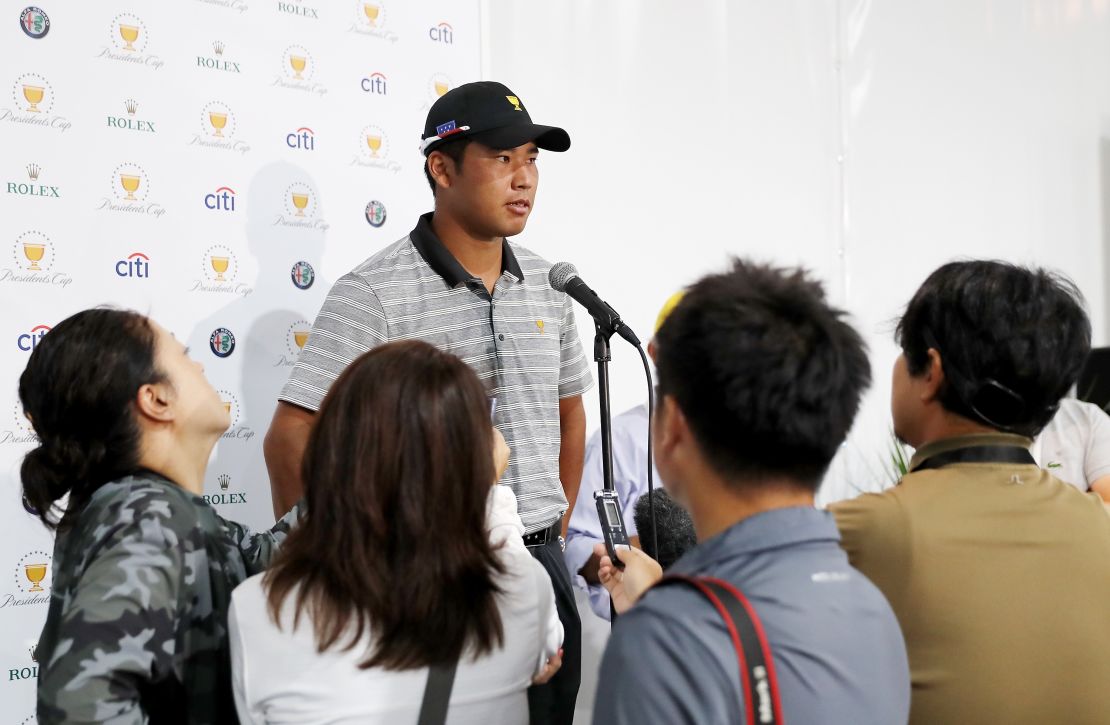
[558,292,593,398]
[279,273,388,411]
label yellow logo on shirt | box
[536,319,545,333]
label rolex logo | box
[125,98,138,115]
[218,473,231,491]
[26,164,40,181]
[28,645,37,663]
[213,40,225,56]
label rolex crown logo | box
[26,164,40,181]
[125,99,138,116]
[218,473,231,491]
[29,645,37,663]
[213,40,225,55]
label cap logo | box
[436,120,457,135]
[506,95,522,112]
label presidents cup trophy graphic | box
[23,240,46,270]
[294,330,309,349]
[366,132,382,157]
[119,23,140,51]
[209,110,228,137]
[364,3,380,24]
[290,54,307,79]
[22,83,44,112]
[24,562,47,593]
[120,172,141,200]
[292,191,310,216]
[211,255,230,281]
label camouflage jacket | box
[36,472,298,724]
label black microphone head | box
[548,262,579,292]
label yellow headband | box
[654,291,686,336]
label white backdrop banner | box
[0,0,480,716]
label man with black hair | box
[832,260,1110,725]
[592,259,910,724]
[265,81,591,725]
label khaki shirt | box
[832,433,1110,725]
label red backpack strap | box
[656,575,784,725]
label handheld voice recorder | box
[594,490,631,569]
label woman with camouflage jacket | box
[20,308,299,724]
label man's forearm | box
[559,396,587,537]
[263,402,315,519]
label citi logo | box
[428,22,453,44]
[204,186,237,211]
[286,127,315,150]
[116,252,150,278]
[360,72,387,94]
[17,324,50,352]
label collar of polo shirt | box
[409,212,525,289]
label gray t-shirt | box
[594,507,911,725]
[280,213,593,532]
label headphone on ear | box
[921,329,1056,433]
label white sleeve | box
[228,595,262,725]
[1083,403,1110,483]
[533,561,563,677]
[487,484,527,550]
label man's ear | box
[655,395,688,461]
[426,151,455,193]
[921,348,946,404]
[135,381,174,423]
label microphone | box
[549,262,640,346]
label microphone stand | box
[593,322,619,623]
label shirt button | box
[498,334,505,341]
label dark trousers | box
[526,533,581,725]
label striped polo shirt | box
[280,212,594,532]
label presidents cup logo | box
[3,73,70,132]
[191,245,252,295]
[4,552,51,609]
[100,163,166,217]
[275,320,311,367]
[1,403,38,446]
[275,182,328,230]
[107,98,155,134]
[216,390,256,442]
[427,73,451,105]
[190,101,250,154]
[351,125,400,172]
[3,231,72,287]
[7,163,60,199]
[275,46,327,95]
[350,1,397,41]
[113,163,148,202]
[195,0,249,12]
[198,40,242,73]
[100,14,164,69]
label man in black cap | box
[264,81,592,724]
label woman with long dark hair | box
[228,340,562,724]
[21,308,300,724]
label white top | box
[228,486,562,725]
[1031,398,1110,490]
